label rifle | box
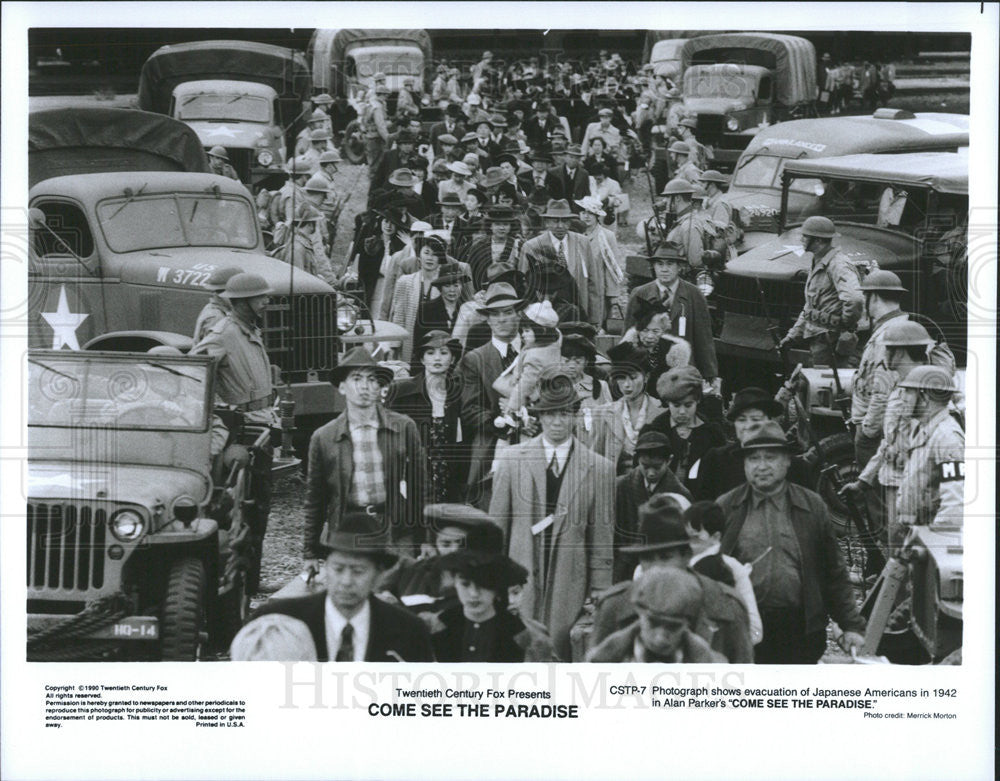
[755,277,794,377]
[643,166,668,250]
[826,333,855,437]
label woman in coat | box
[389,235,446,363]
[411,261,470,373]
[385,331,467,503]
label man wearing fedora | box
[303,347,430,564]
[519,198,604,329]
[614,430,692,582]
[489,367,615,661]
[551,144,590,209]
[430,104,468,157]
[695,387,815,501]
[524,101,562,150]
[624,243,718,391]
[587,567,727,663]
[256,511,434,662]
[371,133,421,195]
[717,420,866,663]
[589,494,753,663]
[518,150,563,202]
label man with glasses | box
[303,347,430,565]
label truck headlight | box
[110,509,145,542]
[257,149,274,167]
[726,117,740,132]
[337,301,359,333]
[696,271,714,297]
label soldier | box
[396,77,421,124]
[207,145,239,181]
[581,107,622,158]
[271,202,334,283]
[894,366,964,533]
[192,272,277,593]
[668,141,702,185]
[779,216,864,369]
[294,109,333,157]
[676,116,710,168]
[362,83,391,175]
[194,266,240,343]
[662,178,712,271]
[269,156,312,245]
[698,170,734,228]
[300,128,335,173]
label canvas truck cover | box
[137,40,311,124]
[783,150,968,195]
[29,107,211,187]
[680,33,817,106]
[326,29,431,66]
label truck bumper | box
[28,613,159,641]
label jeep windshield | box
[28,355,210,431]
[734,153,824,195]
[97,194,258,252]
[176,94,271,123]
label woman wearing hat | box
[560,333,611,415]
[389,235,447,363]
[437,160,474,203]
[644,366,726,490]
[583,135,620,183]
[432,541,557,662]
[587,342,663,475]
[386,332,467,503]
[411,261,471,361]
[576,195,625,325]
[358,203,410,309]
[463,204,523,291]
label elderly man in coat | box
[489,367,615,660]
[519,199,604,329]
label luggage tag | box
[532,515,556,536]
[399,479,407,500]
[582,407,593,433]
[677,315,686,338]
[688,458,700,480]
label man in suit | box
[369,130,421,201]
[255,511,435,662]
[456,281,524,509]
[489,367,616,661]
[589,494,753,663]
[717,421,866,663]
[429,104,468,157]
[614,430,692,582]
[552,144,590,210]
[518,151,563,202]
[523,101,562,150]
[302,348,431,564]
[624,243,719,390]
[519,199,604,328]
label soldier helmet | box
[310,128,332,141]
[222,273,271,300]
[147,345,183,356]
[679,116,698,129]
[204,266,242,292]
[896,365,958,393]
[881,319,933,348]
[304,173,330,193]
[309,109,328,122]
[660,178,697,197]
[312,93,334,106]
[699,169,729,185]
[800,215,839,239]
[667,141,691,155]
[860,270,907,294]
[207,145,229,161]
[375,83,390,95]
[690,183,708,200]
[319,149,342,165]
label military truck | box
[26,350,285,660]
[720,110,969,250]
[308,28,432,162]
[678,33,818,168]
[28,107,347,446]
[708,149,968,394]
[138,40,312,189]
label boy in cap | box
[489,366,616,660]
[256,511,434,662]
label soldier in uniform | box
[662,178,713,273]
[271,202,334,283]
[698,169,736,234]
[194,266,240,343]
[779,216,864,369]
[207,145,240,181]
[269,156,312,245]
[295,109,333,157]
[363,83,391,176]
[894,366,964,536]
[677,116,710,168]
[668,141,702,184]
[192,272,277,593]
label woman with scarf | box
[576,195,625,330]
[389,235,446,363]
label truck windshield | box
[734,153,824,194]
[176,94,270,123]
[684,69,755,100]
[97,194,258,252]
[789,176,947,234]
[28,356,209,431]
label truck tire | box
[160,557,206,662]
[342,120,366,164]
[816,433,863,536]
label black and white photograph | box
[2,3,995,780]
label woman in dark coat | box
[385,331,467,502]
[411,261,470,374]
[432,533,556,662]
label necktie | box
[535,175,544,187]
[548,449,561,478]
[336,623,354,662]
[502,346,518,369]
[556,241,568,268]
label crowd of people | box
[188,48,963,665]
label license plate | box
[88,616,159,640]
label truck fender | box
[84,330,194,353]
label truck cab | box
[171,79,286,180]
[678,33,818,168]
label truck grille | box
[262,293,339,381]
[696,114,725,145]
[713,273,805,327]
[27,503,107,593]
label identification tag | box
[532,515,556,536]
[677,315,687,338]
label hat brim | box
[437,550,528,589]
[317,535,397,567]
[431,273,469,287]
[726,398,785,421]
[476,297,524,315]
[528,398,582,415]
[329,364,395,387]
[619,538,691,555]
[739,439,795,455]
